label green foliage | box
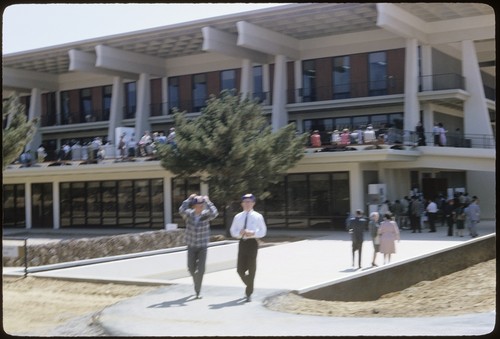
[2,96,38,169]
[157,91,307,208]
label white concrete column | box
[25,88,42,153]
[349,165,364,213]
[294,60,302,103]
[420,44,433,91]
[164,177,172,224]
[162,77,168,115]
[262,64,270,105]
[461,40,494,146]
[52,181,60,229]
[403,38,420,132]
[55,91,62,126]
[271,54,288,131]
[422,102,434,143]
[108,76,124,145]
[25,183,32,229]
[240,58,253,100]
[135,73,152,139]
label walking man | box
[230,194,267,302]
[347,209,368,269]
[179,194,218,299]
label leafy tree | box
[2,96,38,169]
[157,91,307,233]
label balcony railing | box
[419,73,465,92]
[309,128,495,150]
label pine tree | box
[157,91,307,233]
[2,96,38,169]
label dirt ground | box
[2,238,496,336]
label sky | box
[2,3,288,54]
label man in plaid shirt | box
[179,194,218,298]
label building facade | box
[3,3,495,230]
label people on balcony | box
[310,130,321,147]
[363,125,376,144]
[37,145,47,163]
[340,128,351,145]
[331,129,341,145]
[415,121,426,146]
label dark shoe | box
[196,293,202,299]
[412,231,416,233]
[246,295,251,302]
[372,263,378,267]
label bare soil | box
[2,236,495,336]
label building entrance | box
[31,183,53,228]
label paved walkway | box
[4,222,496,336]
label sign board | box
[3,245,20,258]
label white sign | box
[3,245,20,258]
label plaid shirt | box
[179,199,218,248]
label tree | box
[157,91,307,234]
[2,96,38,169]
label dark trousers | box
[187,246,207,294]
[446,216,454,236]
[427,212,437,232]
[410,215,421,232]
[237,238,259,297]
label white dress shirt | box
[230,210,267,239]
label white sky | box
[2,3,288,54]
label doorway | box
[31,183,53,228]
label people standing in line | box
[310,130,321,147]
[415,121,426,146]
[464,197,480,238]
[426,198,438,233]
[230,193,267,302]
[438,122,447,146]
[410,196,421,233]
[368,211,381,267]
[433,122,440,146]
[179,194,218,299]
[377,213,400,265]
[443,199,456,236]
[346,209,368,269]
[454,203,466,237]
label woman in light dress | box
[377,212,400,264]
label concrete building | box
[3,3,495,230]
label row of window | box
[3,172,351,230]
[36,49,405,127]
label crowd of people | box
[16,128,177,166]
[347,191,481,268]
[309,121,453,148]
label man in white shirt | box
[426,198,438,232]
[230,193,267,302]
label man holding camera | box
[179,194,218,299]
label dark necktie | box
[243,212,248,229]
